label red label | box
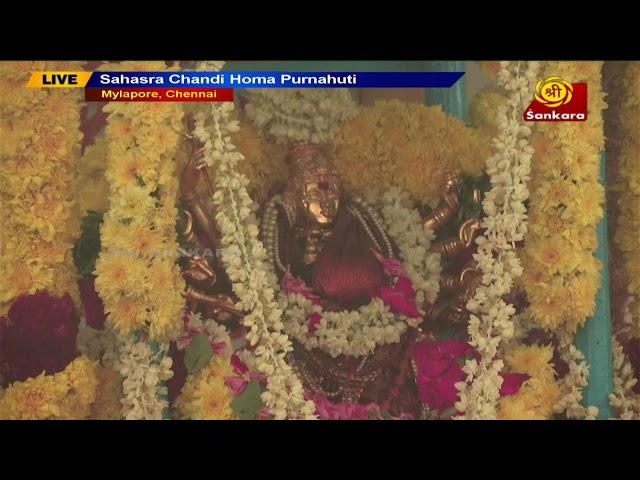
[524,82,587,122]
[85,88,234,102]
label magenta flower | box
[413,339,528,412]
[0,292,80,387]
[231,354,249,375]
[309,312,322,333]
[500,372,530,396]
[281,268,321,305]
[377,276,421,318]
[225,354,267,397]
[413,340,476,412]
[306,391,380,420]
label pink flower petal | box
[231,353,249,375]
[224,376,248,396]
[378,285,421,318]
[500,372,530,396]
[211,341,227,356]
[282,268,321,305]
[394,276,416,298]
[372,249,407,278]
[309,313,322,333]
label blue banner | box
[87,71,464,88]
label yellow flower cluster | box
[0,61,84,315]
[468,89,509,139]
[174,356,237,420]
[94,61,186,342]
[78,134,111,213]
[612,63,640,334]
[0,355,99,420]
[334,100,490,208]
[498,344,562,419]
[521,62,606,332]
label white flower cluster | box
[455,61,540,419]
[553,331,598,420]
[378,187,442,306]
[192,61,316,420]
[609,336,640,419]
[280,187,442,358]
[282,294,409,358]
[115,335,173,420]
[244,89,356,144]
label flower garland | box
[244,88,356,144]
[94,63,185,340]
[521,61,606,419]
[608,335,640,419]
[280,187,441,358]
[0,355,98,420]
[93,61,186,419]
[612,62,640,336]
[454,61,539,419]
[192,61,316,420]
[0,61,84,315]
[334,100,490,208]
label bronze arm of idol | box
[421,172,484,332]
[177,133,244,324]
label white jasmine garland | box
[455,61,540,419]
[281,187,441,358]
[553,331,598,420]
[609,336,640,419]
[244,89,356,144]
[193,61,316,420]
[115,335,173,420]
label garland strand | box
[0,61,84,314]
[522,61,606,419]
[94,61,186,419]
[193,61,316,420]
[455,61,539,419]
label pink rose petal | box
[372,249,407,278]
[500,372,530,396]
[231,353,249,375]
[224,376,248,396]
[309,312,322,333]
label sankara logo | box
[524,76,588,122]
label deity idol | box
[179,137,483,419]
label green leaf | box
[184,333,213,375]
[73,211,104,276]
[230,380,264,420]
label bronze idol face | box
[302,177,340,226]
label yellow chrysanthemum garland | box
[94,61,186,342]
[0,61,84,315]
[521,61,606,419]
[0,355,98,420]
[612,62,640,336]
[334,100,490,208]
[93,61,186,419]
[522,61,605,333]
